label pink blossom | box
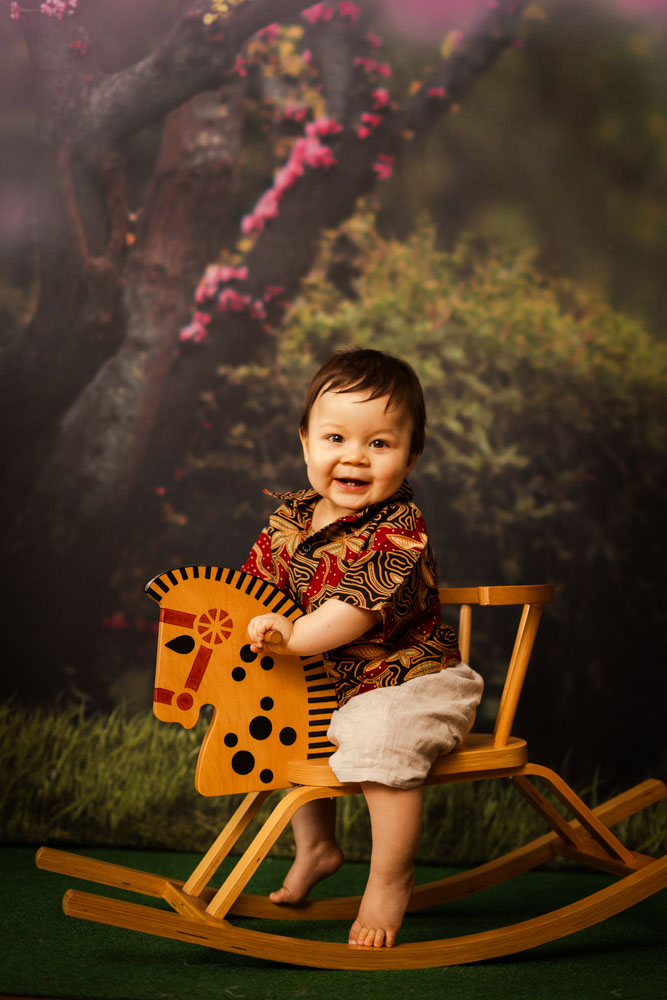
[361,112,382,128]
[196,265,248,302]
[298,135,337,169]
[302,48,313,64]
[219,265,248,282]
[195,282,214,303]
[10,3,20,20]
[365,32,383,48]
[274,159,305,189]
[428,86,447,98]
[179,314,210,343]
[233,54,246,76]
[372,154,395,180]
[338,1,361,19]
[241,214,258,236]
[155,487,166,497]
[284,104,309,122]
[218,288,251,311]
[40,0,78,20]
[68,39,87,54]
[302,3,334,25]
[355,57,392,78]
[357,126,371,139]
[306,117,343,137]
[372,87,391,109]
[264,285,285,299]
[257,23,280,42]
[251,299,267,320]
[241,120,340,236]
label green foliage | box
[211,209,666,581]
[196,209,666,777]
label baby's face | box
[300,389,417,522]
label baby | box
[243,348,483,948]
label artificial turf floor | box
[1,846,665,1000]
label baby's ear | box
[406,452,419,475]
[299,427,309,462]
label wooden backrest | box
[145,566,337,796]
[439,585,555,747]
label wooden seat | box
[37,569,667,969]
[286,732,529,786]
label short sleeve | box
[241,528,276,583]
[333,514,435,639]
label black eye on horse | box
[165,635,196,654]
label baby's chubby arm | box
[247,599,381,655]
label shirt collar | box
[264,479,414,527]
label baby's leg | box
[270,797,343,904]
[349,782,422,948]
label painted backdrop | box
[1,0,665,786]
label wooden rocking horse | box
[37,567,667,969]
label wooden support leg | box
[512,774,586,851]
[205,783,356,919]
[516,764,637,868]
[183,790,271,897]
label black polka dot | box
[224,732,238,747]
[240,644,257,662]
[232,667,246,682]
[260,656,274,671]
[249,715,272,740]
[231,750,255,775]
[260,769,274,784]
[260,696,274,710]
[279,727,297,746]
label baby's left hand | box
[247,614,294,653]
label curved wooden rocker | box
[37,569,667,969]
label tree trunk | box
[2,82,245,703]
[0,0,526,704]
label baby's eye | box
[326,434,344,443]
[370,439,389,449]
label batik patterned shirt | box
[241,480,460,707]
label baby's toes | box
[349,919,367,945]
[366,927,386,948]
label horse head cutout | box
[145,566,337,795]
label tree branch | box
[82,0,309,145]
[394,0,528,135]
[192,0,528,336]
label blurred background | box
[0,0,665,853]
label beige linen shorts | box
[326,663,484,789]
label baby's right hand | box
[247,613,293,653]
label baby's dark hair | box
[299,348,426,455]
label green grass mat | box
[1,847,665,1000]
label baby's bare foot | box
[348,867,415,948]
[270,842,343,905]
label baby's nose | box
[343,445,368,464]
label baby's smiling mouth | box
[336,477,369,487]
